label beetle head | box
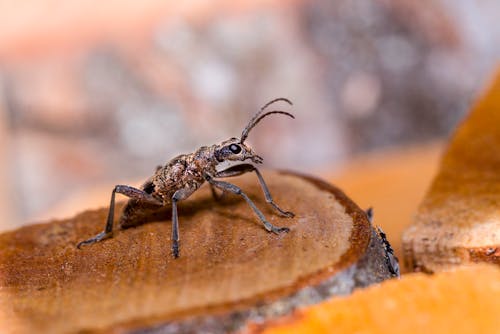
[214,98,294,165]
[214,137,263,164]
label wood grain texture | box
[403,70,500,272]
[0,171,394,334]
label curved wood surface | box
[0,171,392,333]
[403,71,500,272]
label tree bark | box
[0,171,396,334]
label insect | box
[77,98,295,258]
[366,208,400,278]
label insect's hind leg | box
[205,174,290,234]
[77,185,162,249]
[215,164,294,217]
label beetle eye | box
[229,144,241,154]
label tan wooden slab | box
[403,71,500,272]
[0,171,393,333]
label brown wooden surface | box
[403,70,500,272]
[0,171,390,334]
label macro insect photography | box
[0,1,499,334]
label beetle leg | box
[215,164,294,217]
[77,185,162,249]
[205,173,290,234]
[170,187,196,258]
[209,183,225,201]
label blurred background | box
[0,0,499,231]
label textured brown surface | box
[252,264,500,334]
[0,171,378,333]
[403,71,500,272]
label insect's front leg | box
[171,186,197,258]
[77,185,162,249]
[215,164,294,217]
[204,173,290,234]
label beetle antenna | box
[240,98,294,143]
[260,97,293,112]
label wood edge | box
[403,241,500,273]
[246,264,500,334]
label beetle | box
[366,208,400,278]
[77,98,295,258]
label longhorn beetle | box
[77,98,295,258]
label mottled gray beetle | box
[366,207,400,277]
[77,98,295,258]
